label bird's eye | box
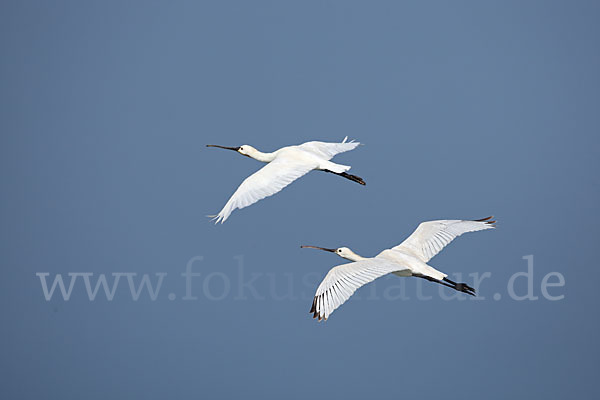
[337,249,341,253]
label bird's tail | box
[320,160,350,174]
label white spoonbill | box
[206,137,364,223]
[302,216,496,321]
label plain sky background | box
[1,1,599,399]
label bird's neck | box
[248,149,276,163]
[344,251,366,262]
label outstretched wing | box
[298,136,360,160]
[391,217,496,263]
[311,258,409,321]
[213,157,316,223]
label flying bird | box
[302,216,496,321]
[206,137,364,223]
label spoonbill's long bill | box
[206,137,364,223]
[302,216,496,321]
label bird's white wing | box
[212,156,316,223]
[391,217,496,263]
[311,257,409,321]
[298,136,360,160]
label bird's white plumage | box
[310,217,495,320]
[391,219,495,263]
[211,137,361,223]
[311,257,409,320]
[213,158,315,224]
[298,136,360,160]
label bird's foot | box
[455,283,476,296]
[340,172,366,185]
[322,169,366,185]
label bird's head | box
[237,145,257,157]
[301,245,360,261]
[206,144,255,158]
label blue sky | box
[1,1,599,399]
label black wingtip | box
[474,216,497,226]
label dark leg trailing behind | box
[443,277,476,296]
[322,169,366,185]
[416,275,476,296]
